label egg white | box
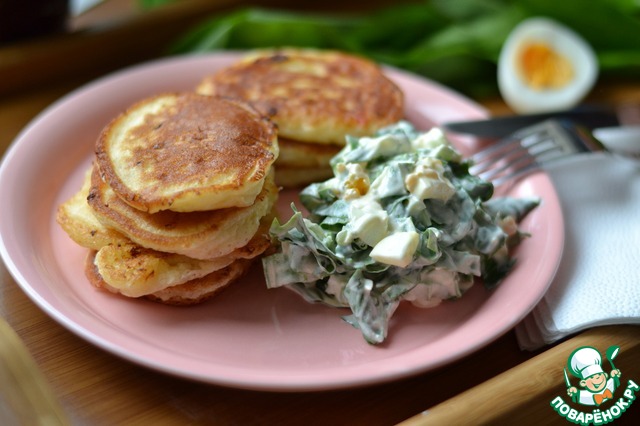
[498,17,598,113]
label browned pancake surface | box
[95,92,278,213]
[276,137,342,168]
[88,167,278,259]
[85,251,253,306]
[197,49,404,145]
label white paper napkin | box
[515,153,640,351]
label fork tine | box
[470,144,530,175]
[470,130,551,174]
[470,135,522,163]
[467,119,606,187]
[475,149,536,181]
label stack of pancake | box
[57,48,406,305]
[57,92,279,305]
[196,48,405,187]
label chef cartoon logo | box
[550,345,639,425]
[565,346,621,406]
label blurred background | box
[1,0,638,102]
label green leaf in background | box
[339,3,449,54]
[139,0,177,8]
[142,0,640,98]
[170,8,359,53]
[385,5,530,96]
[521,0,640,50]
[429,0,512,21]
[138,0,177,9]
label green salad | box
[262,122,539,344]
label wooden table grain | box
[1,2,639,425]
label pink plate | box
[0,52,564,391]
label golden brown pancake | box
[85,251,253,306]
[95,92,278,213]
[196,48,404,145]
[147,259,253,305]
[60,88,281,306]
[91,219,270,300]
[88,166,278,259]
[87,210,273,300]
[196,48,404,188]
[56,167,129,251]
[58,164,275,304]
[273,165,334,188]
[275,137,341,168]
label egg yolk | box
[518,42,574,90]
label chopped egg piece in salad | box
[370,231,419,268]
[263,122,539,344]
[405,157,456,201]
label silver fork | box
[469,119,608,186]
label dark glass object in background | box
[0,0,69,43]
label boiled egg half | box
[498,17,598,113]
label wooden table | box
[1,1,639,424]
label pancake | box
[147,259,253,305]
[59,166,274,297]
[196,48,405,145]
[56,167,129,251]
[273,165,334,188]
[93,243,236,298]
[275,137,341,168]
[88,210,274,299]
[86,251,253,306]
[89,166,278,259]
[95,92,278,213]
